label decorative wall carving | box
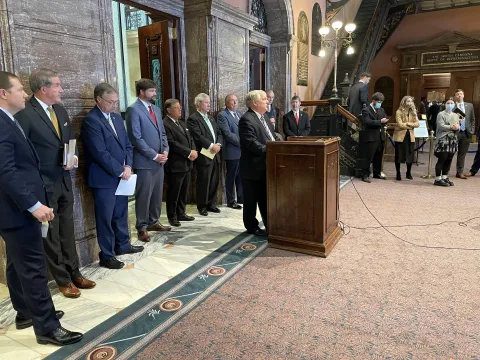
[251,0,268,34]
[311,3,322,56]
[375,3,416,56]
[296,11,309,86]
[326,0,350,25]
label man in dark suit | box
[283,95,311,138]
[187,93,223,216]
[126,79,171,243]
[217,93,243,210]
[358,92,389,183]
[15,69,95,299]
[266,89,279,132]
[0,71,82,345]
[239,90,277,237]
[82,83,143,270]
[452,89,476,179]
[164,99,197,227]
[428,100,441,133]
[466,121,480,177]
[348,72,371,117]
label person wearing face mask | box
[357,92,389,183]
[433,98,459,187]
[392,96,419,180]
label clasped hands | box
[210,143,221,154]
[155,151,169,164]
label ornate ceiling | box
[417,0,480,11]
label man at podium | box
[238,90,277,237]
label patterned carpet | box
[49,152,480,359]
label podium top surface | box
[267,136,340,146]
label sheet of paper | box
[414,120,429,138]
[115,174,137,196]
[421,114,427,120]
[200,148,215,160]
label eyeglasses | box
[101,97,120,106]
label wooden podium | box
[266,136,342,257]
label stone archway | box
[261,0,294,113]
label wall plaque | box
[421,49,480,67]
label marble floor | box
[0,203,246,360]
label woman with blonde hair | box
[393,96,419,180]
[433,97,459,186]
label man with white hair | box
[238,90,277,237]
[187,93,223,216]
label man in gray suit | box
[453,89,476,179]
[126,79,171,242]
[217,93,243,210]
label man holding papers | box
[15,69,95,298]
[126,79,171,243]
[82,83,143,270]
[187,93,223,216]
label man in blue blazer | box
[217,93,243,209]
[82,83,143,270]
[126,79,171,242]
[0,71,82,345]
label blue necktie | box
[459,103,465,131]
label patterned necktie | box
[107,114,118,137]
[233,112,239,123]
[202,113,216,142]
[260,115,275,141]
[47,106,60,137]
[149,105,158,126]
[459,103,466,131]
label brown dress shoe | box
[147,223,171,232]
[58,283,81,298]
[72,276,96,289]
[456,173,467,179]
[138,230,151,242]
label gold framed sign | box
[421,49,480,67]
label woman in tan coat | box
[393,96,419,180]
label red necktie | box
[149,105,158,126]
[295,112,299,124]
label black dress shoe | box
[361,176,371,183]
[198,208,208,216]
[99,257,124,269]
[168,218,181,227]
[36,326,83,346]
[16,311,65,330]
[227,202,242,210]
[373,174,387,180]
[117,245,144,255]
[207,207,221,213]
[248,228,268,237]
[406,173,413,180]
[178,214,195,221]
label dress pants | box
[92,188,131,262]
[166,171,190,220]
[0,221,60,335]
[135,166,164,231]
[470,140,480,175]
[196,161,219,210]
[242,176,267,232]
[456,131,471,174]
[44,177,81,286]
[361,139,384,177]
[225,159,243,204]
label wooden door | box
[138,21,175,114]
[249,45,266,91]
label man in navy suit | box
[82,83,143,270]
[217,93,243,210]
[283,95,311,138]
[0,71,82,345]
[187,93,223,216]
[126,79,171,243]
